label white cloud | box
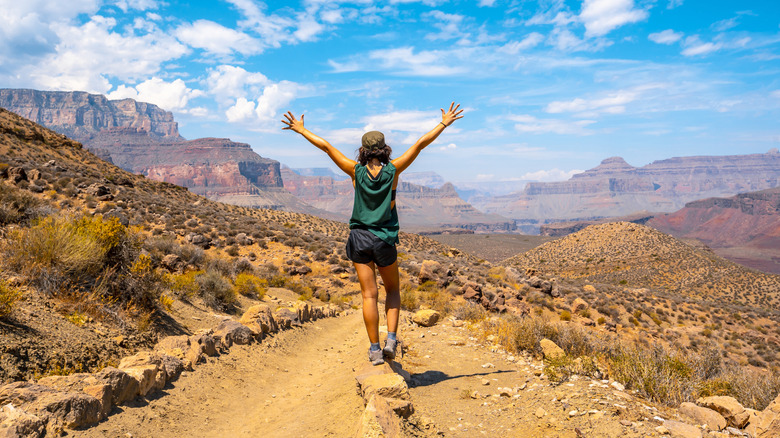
[580,0,648,37]
[545,90,638,115]
[362,111,440,133]
[112,0,158,12]
[226,97,257,123]
[508,114,596,135]
[478,0,497,6]
[712,17,739,32]
[681,36,722,56]
[206,65,270,102]
[648,29,683,45]
[438,143,457,151]
[771,90,780,99]
[519,168,583,181]
[25,15,187,93]
[224,80,310,130]
[500,33,544,54]
[667,0,683,9]
[175,20,262,56]
[424,11,466,41]
[107,77,204,112]
[366,47,466,76]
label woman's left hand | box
[441,102,464,127]
[281,111,305,134]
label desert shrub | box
[196,270,237,310]
[400,283,418,311]
[451,300,488,322]
[167,270,203,298]
[560,310,572,321]
[124,254,166,309]
[234,273,267,299]
[179,244,205,266]
[0,280,23,319]
[233,257,253,274]
[0,184,45,225]
[206,257,232,277]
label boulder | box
[0,382,104,433]
[36,374,112,418]
[273,307,300,329]
[354,395,401,438]
[505,298,530,317]
[583,285,597,293]
[463,287,480,301]
[240,304,278,336]
[747,393,780,438]
[213,320,254,349]
[154,335,198,370]
[189,333,218,357]
[355,361,411,387]
[120,365,162,397]
[539,338,565,360]
[8,167,27,183]
[93,367,139,406]
[85,183,110,197]
[0,403,45,438]
[418,260,444,285]
[360,374,410,401]
[26,169,42,180]
[697,396,748,428]
[572,298,588,314]
[663,420,702,438]
[412,310,440,327]
[680,402,726,431]
[160,254,181,271]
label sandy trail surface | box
[81,311,368,438]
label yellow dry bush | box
[167,270,203,298]
[0,280,22,319]
[74,215,127,254]
[234,273,267,299]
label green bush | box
[196,270,237,310]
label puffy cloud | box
[25,15,188,93]
[206,65,270,103]
[648,29,683,45]
[423,11,466,41]
[438,143,457,152]
[580,0,648,37]
[479,0,497,6]
[508,114,596,135]
[224,80,310,130]
[107,77,204,112]
[226,97,258,123]
[175,20,262,56]
[681,36,722,56]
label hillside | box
[473,152,780,231]
[0,88,315,213]
[504,222,780,310]
[2,108,780,437]
[649,187,780,275]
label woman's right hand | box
[281,111,305,134]
[441,102,464,127]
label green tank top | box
[349,162,399,245]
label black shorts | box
[345,228,397,267]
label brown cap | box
[361,131,385,150]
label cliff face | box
[472,150,780,229]
[281,168,516,232]
[0,89,302,211]
[648,187,780,274]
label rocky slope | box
[281,168,517,233]
[472,151,780,231]
[649,187,780,275]
[0,88,313,212]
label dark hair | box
[357,144,392,165]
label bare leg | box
[354,261,380,344]
[377,261,400,335]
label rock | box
[354,395,401,438]
[213,320,254,349]
[120,365,162,397]
[239,305,278,336]
[36,374,113,418]
[189,333,218,357]
[0,403,45,438]
[273,307,300,329]
[583,285,597,293]
[418,260,447,286]
[539,338,565,360]
[383,398,414,419]
[572,298,589,314]
[748,393,780,437]
[697,396,748,428]
[160,254,181,271]
[92,367,139,406]
[27,169,42,180]
[526,276,542,288]
[360,374,410,401]
[355,361,411,387]
[412,310,440,327]
[610,381,625,392]
[0,382,104,434]
[535,407,547,418]
[7,167,27,183]
[680,402,726,431]
[663,420,702,438]
[85,183,110,197]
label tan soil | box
[77,311,678,438]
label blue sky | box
[1,0,779,184]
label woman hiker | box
[282,102,464,365]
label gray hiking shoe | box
[383,338,399,360]
[369,348,384,365]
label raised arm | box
[392,102,464,174]
[281,112,356,178]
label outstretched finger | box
[300,114,304,124]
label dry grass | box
[0,279,22,319]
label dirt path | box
[81,311,369,438]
